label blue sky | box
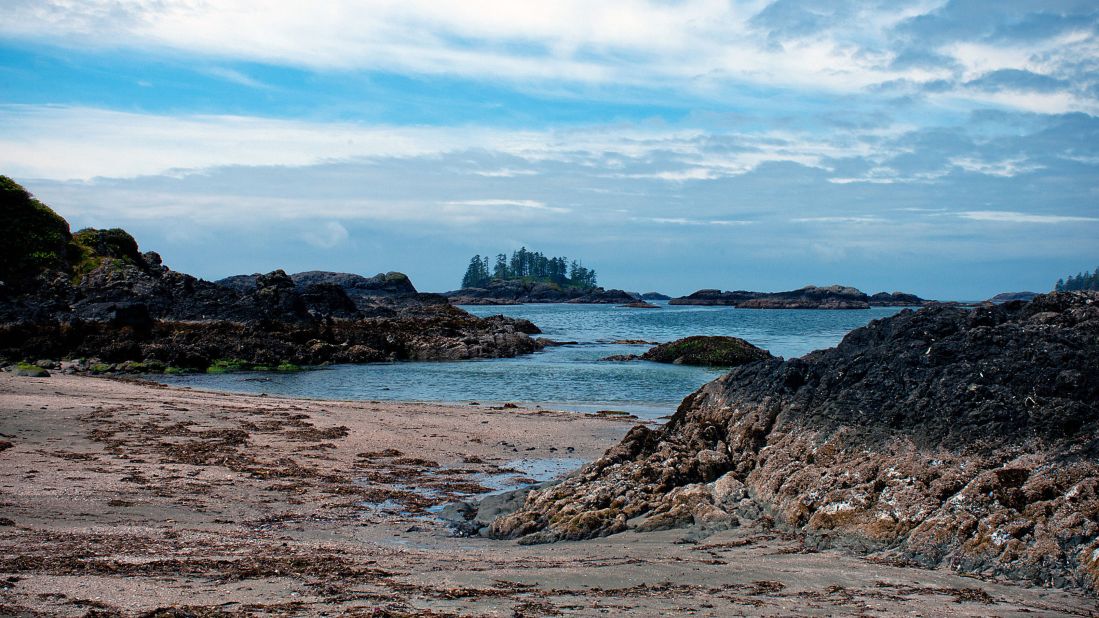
[2,1,1097,299]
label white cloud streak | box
[2,1,1095,113]
[957,211,1099,224]
[0,104,890,181]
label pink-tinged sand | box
[0,373,1093,616]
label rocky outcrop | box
[868,291,926,306]
[989,291,1039,303]
[447,279,637,305]
[490,293,1099,592]
[0,177,542,370]
[640,292,671,301]
[669,288,758,306]
[219,270,446,312]
[670,285,927,309]
[618,301,660,309]
[738,285,870,309]
[640,336,770,366]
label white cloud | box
[302,221,349,248]
[949,157,1044,177]
[791,216,885,224]
[0,104,884,181]
[3,0,1093,112]
[632,216,752,226]
[442,199,570,214]
[958,211,1099,224]
[471,168,539,178]
[203,67,271,89]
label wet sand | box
[0,373,1094,616]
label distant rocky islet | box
[448,281,930,309]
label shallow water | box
[154,302,909,418]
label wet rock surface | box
[0,178,541,370]
[491,292,1099,592]
[640,336,772,367]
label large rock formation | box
[0,177,541,370]
[670,285,927,309]
[490,293,1099,591]
[447,279,637,305]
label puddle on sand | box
[475,457,586,495]
[359,457,587,516]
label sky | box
[1,1,1097,299]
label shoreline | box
[144,374,680,420]
[1,373,1094,616]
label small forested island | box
[460,247,597,289]
[449,247,635,304]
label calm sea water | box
[154,303,908,418]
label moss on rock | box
[206,358,252,373]
[12,361,49,377]
[0,176,72,283]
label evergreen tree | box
[1053,267,1099,291]
[461,254,491,288]
[460,249,598,289]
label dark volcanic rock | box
[447,279,636,305]
[640,336,771,366]
[599,354,641,362]
[618,301,660,309]
[640,292,671,301]
[0,177,542,370]
[219,270,444,314]
[490,292,1099,592]
[989,291,1039,303]
[669,288,759,306]
[737,285,869,309]
[670,285,928,309]
[868,291,926,306]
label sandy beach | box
[0,373,1094,617]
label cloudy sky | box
[2,0,1097,298]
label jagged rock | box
[619,301,660,309]
[490,292,1099,592]
[0,177,543,370]
[640,336,771,366]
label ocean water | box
[153,303,909,419]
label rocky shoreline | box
[2,374,1095,616]
[1,177,542,372]
[490,292,1099,593]
[446,279,639,305]
[670,285,927,309]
